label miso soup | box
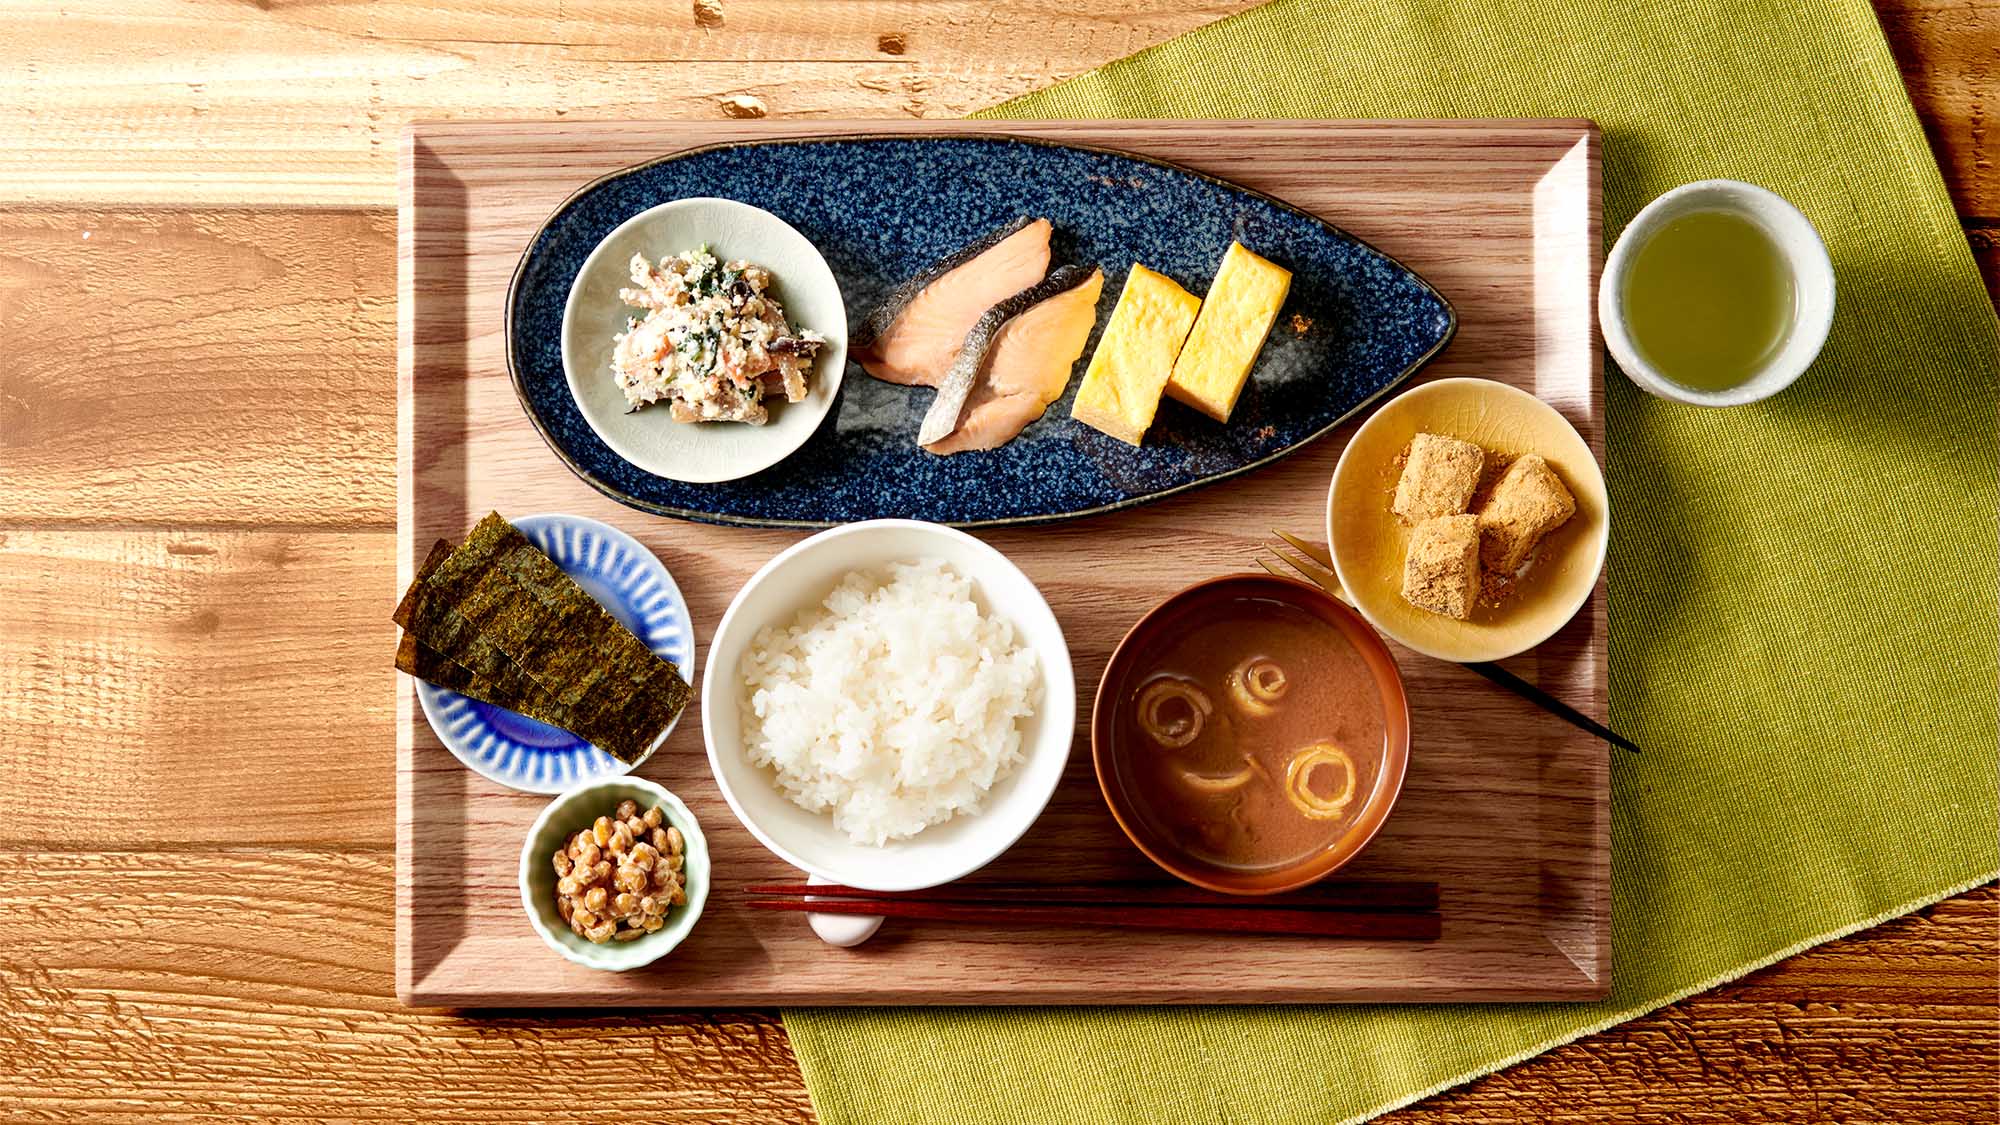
[1107,589,1390,873]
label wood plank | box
[0,208,395,526]
[0,0,1257,207]
[0,1,1986,217]
[1875,0,1997,218]
[1972,223,1998,304]
[397,119,1609,1006]
[0,849,1986,1121]
[0,850,813,1124]
[0,530,395,848]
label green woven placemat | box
[784,0,2000,1120]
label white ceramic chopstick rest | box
[806,873,883,948]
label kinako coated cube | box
[1402,513,1481,620]
[1477,454,1577,574]
[1392,433,1485,524]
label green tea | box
[1620,209,1796,392]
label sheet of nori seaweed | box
[393,539,506,690]
[393,539,454,628]
[393,631,574,719]
[394,536,579,727]
[400,519,679,762]
[489,535,675,708]
[394,535,562,708]
[448,522,691,755]
[397,524,544,692]
[395,513,691,763]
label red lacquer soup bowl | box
[1091,574,1411,895]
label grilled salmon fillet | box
[925,267,1103,455]
[853,217,1053,387]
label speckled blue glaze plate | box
[415,513,697,794]
[508,135,1455,528]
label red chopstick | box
[746,880,1439,913]
[746,897,1440,940]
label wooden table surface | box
[1,2,1992,1121]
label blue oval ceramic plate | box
[415,513,697,794]
[508,134,1455,528]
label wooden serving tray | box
[397,119,1608,1006]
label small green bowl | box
[518,776,710,971]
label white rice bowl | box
[739,558,1040,846]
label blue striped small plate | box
[415,513,697,794]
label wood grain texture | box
[0,1,1990,222]
[1970,224,1998,302]
[1875,0,1996,218]
[0,849,1985,1121]
[0,851,814,1124]
[0,530,395,848]
[398,118,1608,1006]
[0,0,1258,207]
[0,208,395,526]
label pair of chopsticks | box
[747,881,1442,940]
[1260,530,1640,754]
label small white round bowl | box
[518,776,710,972]
[1600,179,1834,408]
[700,520,1075,892]
[561,197,847,483]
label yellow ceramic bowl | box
[1325,378,1608,663]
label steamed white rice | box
[739,557,1041,845]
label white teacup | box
[1599,179,1835,407]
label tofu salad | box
[611,246,824,425]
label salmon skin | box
[925,266,1106,454]
[917,265,1104,450]
[853,217,1053,387]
